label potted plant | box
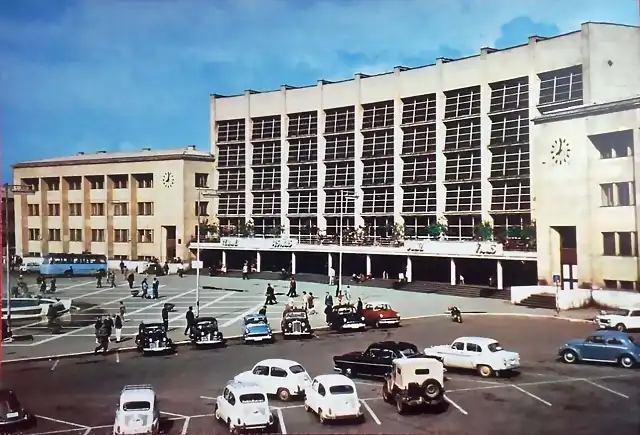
[391,222,405,241]
[245,218,255,237]
[428,214,448,240]
[475,220,493,241]
[269,225,285,237]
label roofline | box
[12,153,215,170]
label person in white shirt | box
[329,267,336,286]
[343,285,351,303]
[242,262,249,280]
[221,263,227,275]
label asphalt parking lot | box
[3,316,640,435]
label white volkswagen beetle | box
[424,336,521,377]
[234,359,312,401]
[214,380,274,433]
[113,384,159,435]
[304,374,364,424]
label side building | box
[12,146,215,262]
[197,22,640,291]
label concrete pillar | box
[255,251,261,272]
[291,252,296,275]
[366,255,372,276]
[496,259,504,290]
[327,253,333,275]
[406,257,413,283]
[450,258,456,285]
[221,251,227,267]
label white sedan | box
[304,374,364,424]
[424,336,521,377]
[234,359,312,401]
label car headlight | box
[287,322,292,328]
[379,313,384,318]
[361,316,365,321]
[245,328,250,335]
[503,358,508,365]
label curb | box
[1,312,593,364]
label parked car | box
[242,314,274,343]
[558,330,640,368]
[214,381,275,433]
[304,374,364,424]
[0,389,32,430]
[382,358,446,414]
[281,309,313,338]
[135,323,175,355]
[362,302,400,328]
[333,341,433,378]
[595,308,640,331]
[18,262,40,274]
[113,384,159,435]
[189,317,226,347]
[234,359,312,401]
[328,305,366,332]
[424,337,520,377]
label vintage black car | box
[281,308,313,338]
[189,317,226,346]
[0,389,33,430]
[328,304,367,332]
[135,323,175,355]
[333,341,441,378]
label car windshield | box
[336,306,355,315]
[329,385,355,395]
[374,304,391,310]
[0,395,20,414]
[145,326,163,333]
[605,309,630,316]
[487,342,504,352]
[239,393,266,403]
[289,364,306,374]
[246,317,266,325]
[285,311,307,320]
[198,319,217,327]
[123,401,151,411]
[400,347,418,357]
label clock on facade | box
[162,172,175,187]
[551,138,571,165]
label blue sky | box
[1,0,637,182]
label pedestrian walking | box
[96,272,103,288]
[141,278,149,298]
[161,305,169,331]
[94,323,109,355]
[265,283,276,305]
[324,292,333,307]
[119,260,126,277]
[177,263,184,278]
[114,314,123,343]
[343,285,351,303]
[104,315,114,342]
[127,272,135,289]
[307,292,316,315]
[119,301,126,322]
[302,291,309,310]
[152,278,160,299]
[242,262,249,280]
[109,271,116,288]
[184,306,195,335]
[356,297,363,314]
[287,277,297,298]
[94,316,103,345]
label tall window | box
[137,229,154,243]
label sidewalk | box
[2,275,596,362]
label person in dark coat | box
[324,304,333,325]
[356,297,364,314]
[127,272,135,289]
[103,315,113,341]
[96,272,103,288]
[161,306,169,331]
[141,278,149,298]
[50,278,57,293]
[94,323,109,355]
[151,278,160,299]
[184,306,195,335]
[287,277,297,298]
[265,283,277,305]
[114,314,123,343]
[94,317,103,345]
[40,278,47,294]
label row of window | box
[602,232,638,257]
[601,182,635,207]
[27,228,155,243]
[22,174,155,192]
[27,202,155,217]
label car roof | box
[196,317,217,322]
[590,330,630,338]
[314,374,355,387]
[245,313,267,319]
[371,341,417,349]
[366,301,391,306]
[120,385,155,402]
[254,359,301,368]
[394,357,442,368]
[144,323,164,328]
[454,337,498,345]
[226,380,266,393]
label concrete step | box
[516,294,556,309]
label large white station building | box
[197,22,639,291]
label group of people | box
[93,301,127,354]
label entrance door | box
[556,226,578,290]
[164,226,177,260]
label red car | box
[362,302,401,328]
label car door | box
[219,388,230,421]
[316,383,327,413]
[580,335,606,359]
[269,366,289,394]
[603,337,626,361]
[251,365,270,390]
[443,341,465,367]
[628,311,640,329]
[464,342,482,369]
[362,348,383,376]
[378,349,396,376]
[307,380,319,410]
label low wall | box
[21,257,189,275]
[511,285,640,310]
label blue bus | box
[39,253,108,277]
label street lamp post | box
[3,184,35,333]
[195,188,218,317]
[337,190,358,295]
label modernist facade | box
[1,191,16,256]
[201,22,640,290]
[12,146,215,262]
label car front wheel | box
[277,388,291,401]
[615,323,627,332]
[619,355,635,369]
[477,365,493,377]
[562,350,578,364]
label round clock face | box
[551,138,571,165]
[162,172,175,187]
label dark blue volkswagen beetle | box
[558,330,640,369]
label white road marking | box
[36,415,89,429]
[582,379,629,399]
[444,395,468,415]
[221,302,267,328]
[186,413,216,419]
[116,351,120,363]
[168,292,235,323]
[360,399,381,424]
[35,288,196,345]
[512,385,552,406]
[161,411,188,418]
[180,417,190,435]
[82,428,91,435]
[50,359,59,371]
[23,429,84,435]
[276,408,287,434]
[200,395,217,400]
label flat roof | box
[12,147,215,169]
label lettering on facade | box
[222,238,239,247]
[407,242,424,253]
[272,239,294,249]
[476,242,498,255]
